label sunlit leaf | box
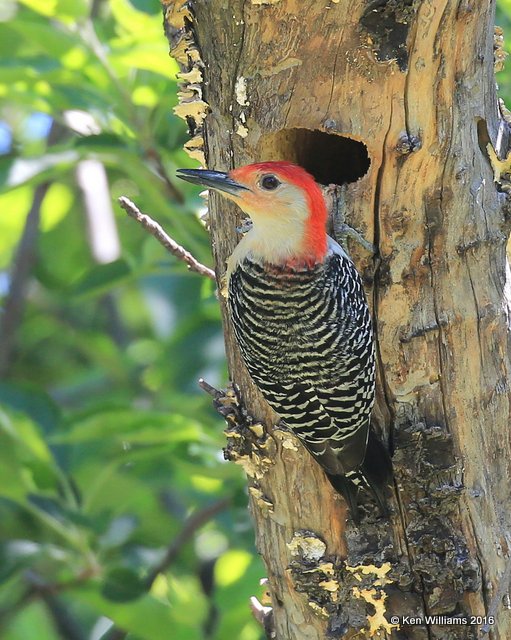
[214,549,252,587]
[17,0,89,19]
[40,182,74,231]
[0,408,54,465]
[53,409,202,445]
[132,85,158,107]
[110,45,175,77]
[109,0,162,38]
[17,0,58,17]
[0,186,33,267]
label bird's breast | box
[227,256,372,385]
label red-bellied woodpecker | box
[177,161,391,522]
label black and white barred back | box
[228,239,391,520]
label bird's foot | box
[335,222,375,254]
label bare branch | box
[198,377,224,400]
[145,497,230,588]
[39,592,86,640]
[118,196,215,280]
[105,498,230,640]
[0,182,49,378]
[250,596,275,640]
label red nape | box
[233,161,328,262]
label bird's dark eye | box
[260,175,280,190]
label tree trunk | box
[165,1,511,638]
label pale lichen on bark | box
[163,0,208,164]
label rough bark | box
[164,1,511,638]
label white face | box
[192,162,327,276]
[243,181,309,228]
[224,171,308,222]
[224,173,311,268]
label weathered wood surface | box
[164,1,511,638]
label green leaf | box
[70,259,133,298]
[16,0,59,17]
[0,383,61,433]
[8,19,83,58]
[40,182,74,231]
[27,495,93,530]
[17,0,89,18]
[0,408,60,498]
[102,567,147,602]
[110,44,176,77]
[214,549,253,587]
[109,0,163,38]
[0,186,33,268]
[0,150,79,191]
[74,586,183,640]
[99,515,138,550]
[1,600,58,640]
[53,409,202,445]
[0,409,53,465]
[0,540,41,583]
[0,443,33,502]
[0,540,68,584]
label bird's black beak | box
[176,169,249,196]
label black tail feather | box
[326,431,393,524]
[326,472,363,524]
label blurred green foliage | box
[0,1,264,639]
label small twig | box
[0,182,49,377]
[40,592,86,640]
[250,596,275,639]
[481,553,511,634]
[198,377,224,400]
[144,497,230,589]
[90,0,103,19]
[118,196,215,280]
[198,378,247,425]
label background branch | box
[0,182,49,377]
[106,498,230,640]
[0,121,65,378]
[145,497,230,588]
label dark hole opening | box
[259,128,371,186]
